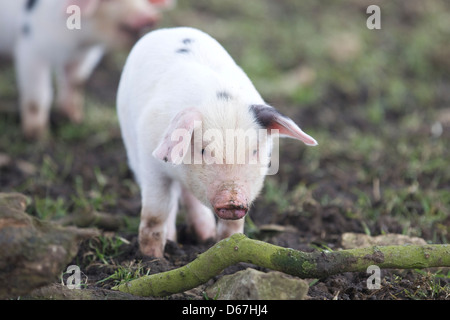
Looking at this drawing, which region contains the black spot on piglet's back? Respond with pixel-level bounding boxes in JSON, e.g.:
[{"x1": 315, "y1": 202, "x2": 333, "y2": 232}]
[
  {"x1": 26, "y1": 0, "x2": 39, "y2": 11},
  {"x1": 217, "y1": 91, "x2": 232, "y2": 101},
  {"x1": 176, "y1": 38, "x2": 194, "y2": 54},
  {"x1": 176, "y1": 48, "x2": 190, "y2": 54},
  {"x1": 22, "y1": 24, "x2": 31, "y2": 36}
]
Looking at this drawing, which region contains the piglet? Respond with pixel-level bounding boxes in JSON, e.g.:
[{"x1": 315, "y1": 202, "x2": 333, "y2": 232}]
[
  {"x1": 0, "y1": 0, "x2": 175, "y2": 138},
  {"x1": 117, "y1": 27, "x2": 318, "y2": 257}
]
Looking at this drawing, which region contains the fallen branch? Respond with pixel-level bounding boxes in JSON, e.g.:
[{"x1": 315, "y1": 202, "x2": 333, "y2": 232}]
[{"x1": 113, "y1": 233, "x2": 450, "y2": 297}]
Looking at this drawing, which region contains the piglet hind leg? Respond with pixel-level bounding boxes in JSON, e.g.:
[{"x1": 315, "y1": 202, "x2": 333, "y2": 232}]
[
  {"x1": 55, "y1": 65, "x2": 85, "y2": 124},
  {"x1": 138, "y1": 180, "x2": 180, "y2": 258},
  {"x1": 56, "y1": 47, "x2": 104, "y2": 123},
  {"x1": 15, "y1": 41, "x2": 53, "y2": 139},
  {"x1": 182, "y1": 188, "x2": 217, "y2": 243}
]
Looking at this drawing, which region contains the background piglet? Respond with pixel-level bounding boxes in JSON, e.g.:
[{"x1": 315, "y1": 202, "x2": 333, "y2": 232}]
[
  {"x1": 0, "y1": 0, "x2": 175, "y2": 138},
  {"x1": 117, "y1": 27, "x2": 317, "y2": 257}
]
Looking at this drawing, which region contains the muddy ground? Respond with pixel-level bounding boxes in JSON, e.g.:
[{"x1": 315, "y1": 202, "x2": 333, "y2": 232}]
[{"x1": 1, "y1": 1, "x2": 450, "y2": 300}]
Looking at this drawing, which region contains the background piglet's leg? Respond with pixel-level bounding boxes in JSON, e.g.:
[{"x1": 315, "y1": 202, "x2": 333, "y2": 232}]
[
  {"x1": 55, "y1": 46, "x2": 104, "y2": 123},
  {"x1": 55, "y1": 64, "x2": 85, "y2": 124},
  {"x1": 15, "y1": 40, "x2": 53, "y2": 138}
]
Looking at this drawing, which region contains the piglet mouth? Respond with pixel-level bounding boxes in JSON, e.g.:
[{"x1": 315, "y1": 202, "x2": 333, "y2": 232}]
[{"x1": 214, "y1": 204, "x2": 248, "y2": 220}]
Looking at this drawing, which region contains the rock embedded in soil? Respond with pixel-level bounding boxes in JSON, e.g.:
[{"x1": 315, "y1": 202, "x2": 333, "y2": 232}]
[
  {"x1": 205, "y1": 268, "x2": 309, "y2": 300},
  {"x1": 341, "y1": 232, "x2": 427, "y2": 249},
  {"x1": 23, "y1": 284, "x2": 148, "y2": 300},
  {"x1": 0, "y1": 193, "x2": 99, "y2": 299}
]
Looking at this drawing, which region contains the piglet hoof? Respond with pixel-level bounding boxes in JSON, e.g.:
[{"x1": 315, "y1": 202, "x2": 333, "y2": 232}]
[
  {"x1": 22, "y1": 119, "x2": 49, "y2": 140},
  {"x1": 195, "y1": 230, "x2": 217, "y2": 244},
  {"x1": 21, "y1": 103, "x2": 49, "y2": 140},
  {"x1": 188, "y1": 227, "x2": 216, "y2": 245},
  {"x1": 60, "y1": 103, "x2": 84, "y2": 124},
  {"x1": 23, "y1": 125, "x2": 48, "y2": 140},
  {"x1": 189, "y1": 214, "x2": 217, "y2": 243},
  {"x1": 138, "y1": 231, "x2": 166, "y2": 258},
  {"x1": 139, "y1": 244, "x2": 165, "y2": 258}
]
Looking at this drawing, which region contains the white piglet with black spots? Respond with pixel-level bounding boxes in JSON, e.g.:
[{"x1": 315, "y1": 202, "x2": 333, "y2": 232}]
[
  {"x1": 117, "y1": 27, "x2": 318, "y2": 257},
  {"x1": 0, "y1": 0, "x2": 175, "y2": 138}
]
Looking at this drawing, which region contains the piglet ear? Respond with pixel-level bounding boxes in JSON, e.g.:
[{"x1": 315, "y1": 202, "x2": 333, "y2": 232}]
[
  {"x1": 250, "y1": 105, "x2": 318, "y2": 146},
  {"x1": 66, "y1": 0, "x2": 100, "y2": 17},
  {"x1": 153, "y1": 108, "x2": 202, "y2": 165}
]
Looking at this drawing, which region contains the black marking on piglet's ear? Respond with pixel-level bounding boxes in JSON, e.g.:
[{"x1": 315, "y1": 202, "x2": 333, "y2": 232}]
[
  {"x1": 182, "y1": 38, "x2": 193, "y2": 45},
  {"x1": 249, "y1": 104, "x2": 286, "y2": 129},
  {"x1": 250, "y1": 104, "x2": 318, "y2": 146},
  {"x1": 26, "y1": 0, "x2": 39, "y2": 11}
]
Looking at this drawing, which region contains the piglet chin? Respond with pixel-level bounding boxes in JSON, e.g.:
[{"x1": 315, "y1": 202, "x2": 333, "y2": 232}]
[{"x1": 215, "y1": 206, "x2": 248, "y2": 220}]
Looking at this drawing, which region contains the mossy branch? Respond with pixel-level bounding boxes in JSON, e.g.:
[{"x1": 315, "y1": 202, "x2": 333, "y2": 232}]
[{"x1": 113, "y1": 233, "x2": 450, "y2": 297}]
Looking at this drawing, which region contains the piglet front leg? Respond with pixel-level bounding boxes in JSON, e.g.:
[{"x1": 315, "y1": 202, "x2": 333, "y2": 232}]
[{"x1": 138, "y1": 173, "x2": 181, "y2": 257}]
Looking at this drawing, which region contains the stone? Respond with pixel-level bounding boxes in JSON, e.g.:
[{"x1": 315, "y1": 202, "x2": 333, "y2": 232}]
[
  {"x1": 206, "y1": 268, "x2": 309, "y2": 300},
  {"x1": 341, "y1": 232, "x2": 427, "y2": 249},
  {"x1": 0, "y1": 193, "x2": 99, "y2": 299}
]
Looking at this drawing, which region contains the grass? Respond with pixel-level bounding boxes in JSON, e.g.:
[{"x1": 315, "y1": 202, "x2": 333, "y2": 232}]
[
  {"x1": 86, "y1": 235, "x2": 128, "y2": 266},
  {"x1": 96, "y1": 261, "x2": 151, "y2": 287},
  {"x1": 382, "y1": 270, "x2": 450, "y2": 300},
  {"x1": 33, "y1": 195, "x2": 67, "y2": 220}
]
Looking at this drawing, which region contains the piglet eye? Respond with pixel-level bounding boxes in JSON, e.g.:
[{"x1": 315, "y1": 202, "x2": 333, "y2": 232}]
[
  {"x1": 253, "y1": 149, "x2": 257, "y2": 156},
  {"x1": 202, "y1": 149, "x2": 205, "y2": 155}
]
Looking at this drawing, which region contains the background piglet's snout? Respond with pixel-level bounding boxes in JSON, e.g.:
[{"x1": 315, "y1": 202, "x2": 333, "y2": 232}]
[{"x1": 89, "y1": 0, "x2": 175, "y2": 47}]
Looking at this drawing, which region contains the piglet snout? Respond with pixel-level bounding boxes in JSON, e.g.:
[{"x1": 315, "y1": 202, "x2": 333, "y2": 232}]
[
  {"x1": 210, "y1": 183, "x2": 250, "y2": 220},
  {"x1": 214, "y1": 204, "x2": 248, "y2": 220},
  {"x1": 126, "y1": 13, "x2": 160, "y2": 30}
]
